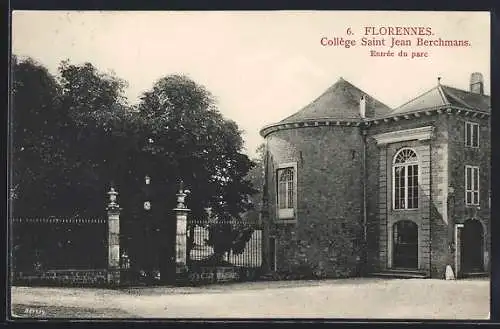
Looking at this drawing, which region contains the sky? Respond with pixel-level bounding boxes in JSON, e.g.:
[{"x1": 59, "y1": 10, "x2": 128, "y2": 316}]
[{"x1": 12, "y1": 11, "x2": 490, "y2": 157}]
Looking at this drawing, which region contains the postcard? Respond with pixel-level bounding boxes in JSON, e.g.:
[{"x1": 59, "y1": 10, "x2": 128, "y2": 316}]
[{"x1": 10, "y1": 10, "x2": 490, "y2": 320}]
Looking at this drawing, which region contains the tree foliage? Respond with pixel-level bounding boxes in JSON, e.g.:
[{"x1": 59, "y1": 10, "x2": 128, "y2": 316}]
[
  {"x1": 245, "y1": 143, "x2": 265, "y2": 213},
  {"x1": 11, "y1": 57, "x2": 257, "y2": 229},
  {"x1": 11, "y1": 57, "x2": 66, "y2": 215},
  {"x1": 135, "y1": 74, "x2": 256, "y2": 221},
  {"x1": 199, "y1": 143, "x2": 265, "y2": 261},
  {"x1": 11, "y1": 57, "x2": 132, "y2": 216},
  {"x1": 11, "y1": 57, "x2": 260, "y2": 270}
]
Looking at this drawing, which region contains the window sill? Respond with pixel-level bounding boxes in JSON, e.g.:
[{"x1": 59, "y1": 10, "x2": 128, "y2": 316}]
[
  {"x1": 392, "y1": 208, "x2": 419, "y2": 211},
  {"x1": 278, "y1": 208, "x2": 294, "y2": 219},
  {"x1": 274, "y1": 219, "x2": 297, "y2": 224}
]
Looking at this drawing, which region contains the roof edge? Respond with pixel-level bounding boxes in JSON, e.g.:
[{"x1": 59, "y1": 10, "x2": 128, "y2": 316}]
[
  {"x1": 278, "y1": 77, "x2": 393, "y2": 125},
  {"x1": 391, "y1": 85, "x2": 442, "y2": 114},
  {"x1": 259, "y1": 105, "x2": 490, "y2": 138}
]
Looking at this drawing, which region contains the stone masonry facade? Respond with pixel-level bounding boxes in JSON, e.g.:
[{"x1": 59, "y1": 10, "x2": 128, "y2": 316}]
[
  {"x1": 262, "y1": 126, "x2": 365, "y2": 278},
  {"x1": 260, "y1": 75, "x2": 490, "y2": 279}
]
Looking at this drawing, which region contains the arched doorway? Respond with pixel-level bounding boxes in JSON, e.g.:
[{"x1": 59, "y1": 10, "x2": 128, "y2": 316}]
[
  {"x1": 461, "y1": 219, "x2": 484, "y2": 273},
  {"x1": 393, "y1": 220, "x2": 418, "y2": 269}
]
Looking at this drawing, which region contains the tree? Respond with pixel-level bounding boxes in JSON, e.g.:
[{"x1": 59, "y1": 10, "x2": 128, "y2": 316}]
[
  {"x1": 11, "y1": 58, "x2": 133, "y2": 217},
  {"x1": 197, "y1": 144, "x2": 265, "y2": 264},
  {"x1": 11, "y1": 56, "x2": 66, "y2": 216},
  {"x1": 245, "y1": 143, "x2": 265, "y2": 214},
  {"x1": 137, "y1": 75, "x2": 257, "y2": 263},
  {"x1": 11, "y1": 60, "x2": 258, "y2": 268},
  {"x1": 137, "y1": 74, "x2": 256, "y2": 220},
  {"x1": 10, "y1": 56, "x2": 73, "y2": 272},
  {"x1": 56, "y1": 60, "x2": 132, "y2": 216}
]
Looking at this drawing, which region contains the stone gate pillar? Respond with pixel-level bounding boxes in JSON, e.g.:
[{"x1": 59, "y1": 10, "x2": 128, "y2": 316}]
[
  {"x1": 173, "y1": 182, "x2": 190, "y2": 276},
  {"x1": 106, "y1": 187, "x2": 121, "y2": 286}
]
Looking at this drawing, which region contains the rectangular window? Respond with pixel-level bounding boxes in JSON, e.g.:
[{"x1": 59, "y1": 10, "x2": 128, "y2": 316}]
[
  {"x1": 277, "y1": 168, "x2": 293, "y2": 209},
  {"x1": 465, "y1": 122, "x2": 479, "y2": 148},
  {"x1": 407, "y1": 165, "x2": 418, "y2": 209},
  {"x1": 276, "y1": 163, "x2": 297, "y2": 220},
  {"x1": 465, "y1": 165, "x2": 480, "y2": 205},
  {"x1": 393, "y1": 163, "x2": 418, "y2": 210},
  {"x1": 394, "y1": 166, "x2": 405, "y2": 209},
  {"x1": 278, "y1": 179, "x2": 287, "y2": 209}
]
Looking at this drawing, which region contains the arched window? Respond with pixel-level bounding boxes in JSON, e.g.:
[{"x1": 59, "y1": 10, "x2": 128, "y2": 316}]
[
  {"x1": 393, "y1": 148, "x2": 419, "y2": 209},
  {"x1": 278, "y1": 168, "x2": 294, "y2": 209},
  {"x1": 276, "y1": 162, "x2": 297, "y2": 221}
]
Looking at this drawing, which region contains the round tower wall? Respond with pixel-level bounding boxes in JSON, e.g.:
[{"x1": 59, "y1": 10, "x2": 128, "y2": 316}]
[{"x1": 264, "y1": 125, "x2": 365, "y2": 278}]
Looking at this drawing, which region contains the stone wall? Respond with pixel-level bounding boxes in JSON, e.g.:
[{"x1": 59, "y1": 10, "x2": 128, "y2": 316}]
[
  {"x1": 447, "y1": 114, "x2": 491, "y2": 274},
  {"x1": 429, "y1": 116, "x2": 450, "y2": 278},
  {"x1": 15, "y1": 269, "x2": 108, "y2": 286},
  {"x1": 263, "y1": 125, "x2": 365, "y2": 278},
  {"x1": 262, "y1": 110, "x2": 490, "y2": 279},
  {"x1": 182, "y1": 266, "x2": 261, "y2": 285},
  {"x1": 365, "y1": 115, "x2": 450, "y2": 277}
]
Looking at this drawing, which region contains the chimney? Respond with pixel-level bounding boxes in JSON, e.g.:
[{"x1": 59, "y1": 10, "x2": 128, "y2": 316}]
[
  {"x1": 360, "y1": 95, "x2": 366, "y2": 119},
  {"x1": 470, "y1": 72, "x2": 484, "y2": 95}
]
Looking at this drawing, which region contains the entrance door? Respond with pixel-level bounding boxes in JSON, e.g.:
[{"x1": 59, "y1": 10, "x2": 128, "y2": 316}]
[
  {"x1": 393, "y1": 220, "x2": 418, "y2": 269},
  {"x1": 461, "y1": 219, "x2": 484, "y2": 273}
]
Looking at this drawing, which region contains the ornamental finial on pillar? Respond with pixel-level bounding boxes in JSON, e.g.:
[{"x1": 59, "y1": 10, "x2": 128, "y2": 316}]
[
  {"x1": 107, "y1": 186, "x2": 120, "y2": 211},
  {"x1": 175, "y1": 180, "x2": 190, "y2": 210},
  {"x1": 179, "y1": 179, "x2": 186, "y2": 194},
  {"x1": 176, "y1": 189, "x2": 187, "y2": 209}
]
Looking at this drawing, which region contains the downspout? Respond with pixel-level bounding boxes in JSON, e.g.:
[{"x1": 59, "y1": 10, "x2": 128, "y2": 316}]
[
  {"x1": 359, "y1": 96, "x2": 368, "y2": 276},
  {"x1": 8, "y1": 55, "x2": 15, "y2": 283},
  {"x1": 261, "y1": 139, "x2": 270, "y2": 273},
  {"x1": 428, "y1": 138, "x2": 433, "y2": 277},
  {"x1": 362, "y1": 128, "x2": 368, "y2": 275}
]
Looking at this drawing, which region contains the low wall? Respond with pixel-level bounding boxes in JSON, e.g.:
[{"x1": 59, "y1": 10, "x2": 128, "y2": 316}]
[
  {"x1": 14, "y1": 267, "x2": 264, "y2": 287},
  {"x1": 14, "y1": 269, "x2": 108, "y2": 287},
  {"x1": 183, "y1": 266, "x2": 261, "y2": 285},
  {"x1": 186, "y1": 266, "x2": 239, "y2": 284}
]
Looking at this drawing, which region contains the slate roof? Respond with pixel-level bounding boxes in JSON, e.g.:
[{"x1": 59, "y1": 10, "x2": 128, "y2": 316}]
[
  {"x1": 391, "y1": 84, "x2": 491, "y2": 115},
  {"x1": 261, "y1": 78, "x2": 491, "y2": 138},
  {"x1": 278, "y1": 77, "x2": 392, "y2": 124}
]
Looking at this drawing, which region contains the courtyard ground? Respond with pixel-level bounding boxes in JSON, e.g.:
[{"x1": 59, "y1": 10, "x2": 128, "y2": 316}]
[{"x1": 10, "y1": 277, "x2": 489, "y2": 320}]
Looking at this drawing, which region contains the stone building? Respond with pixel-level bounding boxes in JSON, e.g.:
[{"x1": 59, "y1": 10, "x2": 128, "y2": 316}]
[{"x1": 259, "y1": 73, "x2": 490, "y2": 279}]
